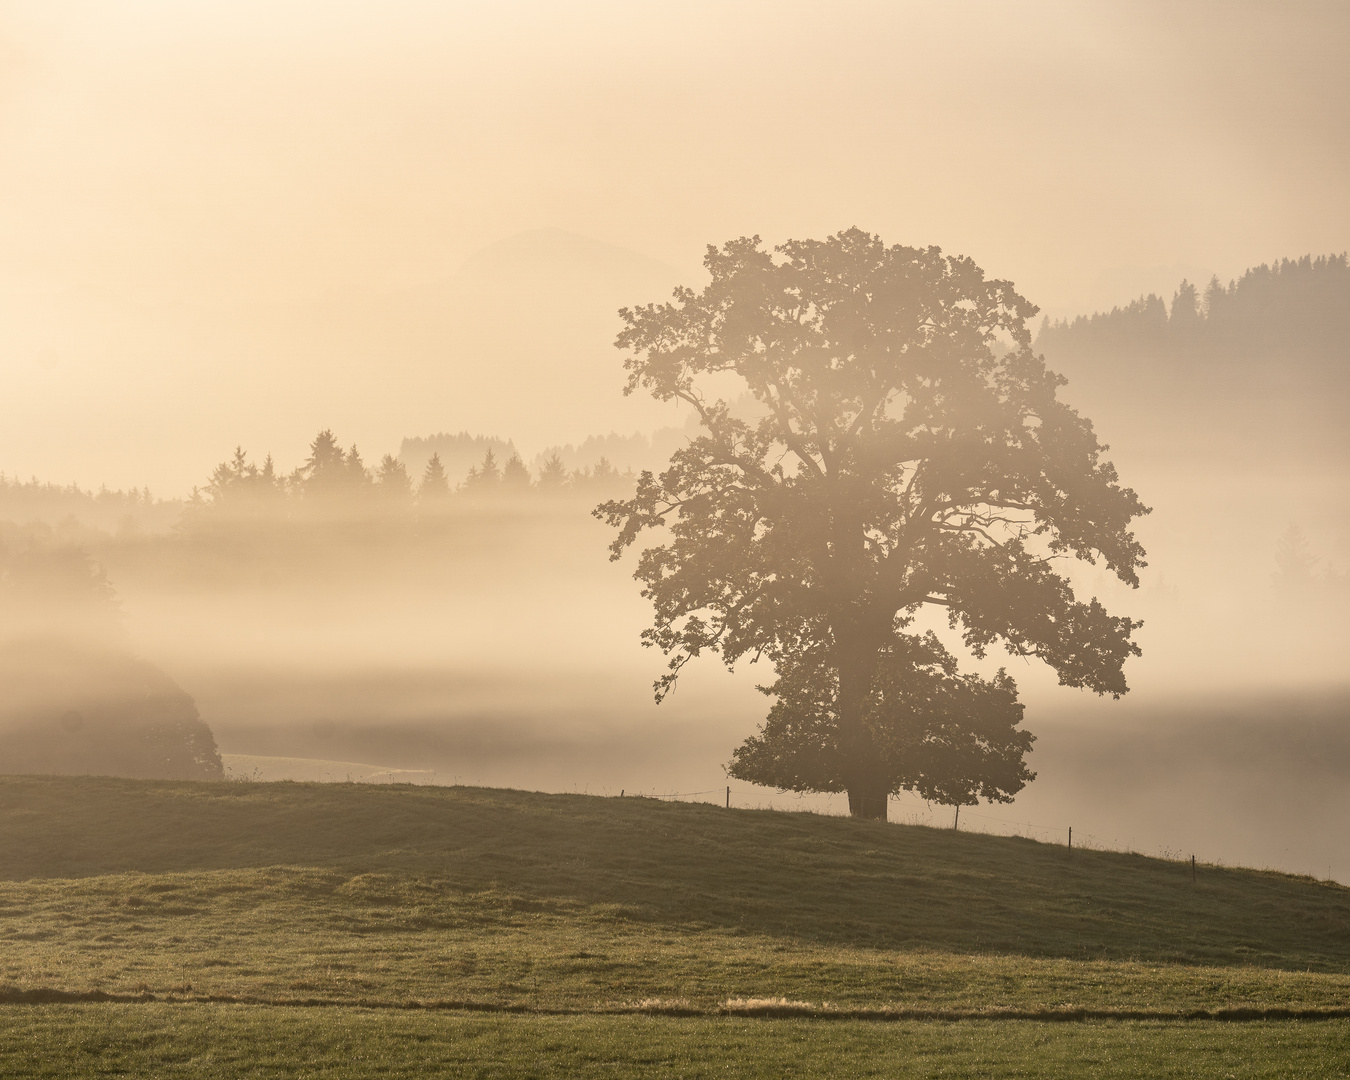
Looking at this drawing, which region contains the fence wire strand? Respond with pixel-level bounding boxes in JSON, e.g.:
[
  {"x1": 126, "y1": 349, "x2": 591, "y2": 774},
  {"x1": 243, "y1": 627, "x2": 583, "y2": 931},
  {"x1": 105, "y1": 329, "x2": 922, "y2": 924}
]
[{"x1": 636, "y1": 785, "x2": 1093, "y2": 846}]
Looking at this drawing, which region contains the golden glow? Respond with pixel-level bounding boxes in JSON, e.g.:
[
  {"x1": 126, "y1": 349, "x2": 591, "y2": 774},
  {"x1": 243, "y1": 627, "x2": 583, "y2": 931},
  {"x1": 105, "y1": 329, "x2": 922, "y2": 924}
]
[{"x1": 2, "y1": 1, "x2": 1347, "y2": 491}]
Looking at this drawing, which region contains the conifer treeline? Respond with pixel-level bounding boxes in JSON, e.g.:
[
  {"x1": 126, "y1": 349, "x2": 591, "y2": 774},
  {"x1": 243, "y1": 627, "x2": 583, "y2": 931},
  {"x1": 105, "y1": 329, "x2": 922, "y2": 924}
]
[
  {"x1": 1034, "y1": 254, "x2": 1350, "y2": 465},
  {"x1": 1036, "y1": 254, "x2": 1349, "y2": 363},
  {"x1": 0, "y1": 473, "x2": 177, "y2": 535},
  {"x1": 189, "y1": 429, "x2": 632, "y2": 521}
]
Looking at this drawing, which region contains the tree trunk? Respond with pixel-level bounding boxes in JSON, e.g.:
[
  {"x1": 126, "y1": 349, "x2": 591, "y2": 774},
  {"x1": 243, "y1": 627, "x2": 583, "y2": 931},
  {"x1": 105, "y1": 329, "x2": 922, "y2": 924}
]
[
  {"x1": 835, "y1": 628, "x2": 888, "y2": 821},
  {"x1": 846, "y1": 780, "x2": 890, "y2": 820}
]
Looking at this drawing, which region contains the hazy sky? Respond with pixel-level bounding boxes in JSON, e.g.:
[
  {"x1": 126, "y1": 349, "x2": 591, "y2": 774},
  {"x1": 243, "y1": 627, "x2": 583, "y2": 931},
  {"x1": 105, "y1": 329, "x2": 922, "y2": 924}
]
[{"x1": 2, "y1": 1, "x2": 1347, "y2": 492}]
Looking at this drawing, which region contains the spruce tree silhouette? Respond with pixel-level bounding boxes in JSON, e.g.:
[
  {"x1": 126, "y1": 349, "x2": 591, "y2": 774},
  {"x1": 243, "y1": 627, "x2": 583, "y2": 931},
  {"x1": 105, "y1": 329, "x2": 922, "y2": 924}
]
[
  {"x1": 502, "y1": 453, "x2": 532, "y2": 491},
  {"x1": 344, "y1": 443, "x2": 372, "y2": 492},
  {"x1": 376, "y1": 453, "x2": 414, "y2": 509},
  {"x1": 536, "y1": 452, "x2": 570, "y2": 492},
  {"x1": 598, "y1": 229, "x2": 1148, "y2": 819},
  {"x1": 419, "y1": 452, "x2": 451, "y2": 506},
  {"x1": 297, "y1": 429, "x2": 350, "y2": 502},
  {"x1": 192, "y1": 447, "x2": 284, "y2": 522},
  {"x1": 465, "y1": 448, "x2": 502, "y2": 492}
]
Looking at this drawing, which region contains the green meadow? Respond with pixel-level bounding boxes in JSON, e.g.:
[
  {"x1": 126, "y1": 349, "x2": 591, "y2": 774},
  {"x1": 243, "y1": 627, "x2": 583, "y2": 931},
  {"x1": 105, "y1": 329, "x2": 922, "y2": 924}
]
[{"x1": 2, "y1": 776, "x2": 1349, "y2": 1076}]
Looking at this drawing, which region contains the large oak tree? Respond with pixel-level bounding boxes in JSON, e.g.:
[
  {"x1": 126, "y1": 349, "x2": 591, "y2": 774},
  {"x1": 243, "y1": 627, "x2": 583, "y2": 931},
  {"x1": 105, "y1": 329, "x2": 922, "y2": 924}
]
[{"x1": 598, "y1": 229, "x2": 1147, "y2": 819}]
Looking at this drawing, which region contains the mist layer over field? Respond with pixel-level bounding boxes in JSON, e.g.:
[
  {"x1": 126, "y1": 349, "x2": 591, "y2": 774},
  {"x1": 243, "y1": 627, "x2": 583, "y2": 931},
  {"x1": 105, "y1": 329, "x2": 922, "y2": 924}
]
[
  {"x1": 4, "y1": 391, "x2": 1347, "y2": 880},
  {"x1": 1, "y1": 3, "x2": 1348, "y2": 887}
]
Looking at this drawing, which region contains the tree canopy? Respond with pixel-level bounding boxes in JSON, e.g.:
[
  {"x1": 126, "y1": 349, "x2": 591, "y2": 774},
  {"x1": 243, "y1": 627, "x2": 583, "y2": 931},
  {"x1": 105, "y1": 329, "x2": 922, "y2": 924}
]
[{"x1": 598, "y1": 228, "x2": 1148, "y2": 819}]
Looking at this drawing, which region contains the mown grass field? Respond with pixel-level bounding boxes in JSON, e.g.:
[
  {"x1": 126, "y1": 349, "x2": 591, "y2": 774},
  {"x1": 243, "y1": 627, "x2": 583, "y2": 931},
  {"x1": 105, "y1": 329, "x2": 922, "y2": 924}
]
[
  {"x1": 2, "y1": 775, "x2": 1349, "y2": 1076},
  {"x1": 5, "y1": 1007, "x2": 1350, "y2": 1079}
]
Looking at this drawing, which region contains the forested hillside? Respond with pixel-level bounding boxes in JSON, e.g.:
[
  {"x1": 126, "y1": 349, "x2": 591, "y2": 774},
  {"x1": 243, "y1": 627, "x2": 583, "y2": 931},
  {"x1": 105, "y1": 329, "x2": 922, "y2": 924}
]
[{"x1": 1036, "y1": 255, "x2": 1349, "y2": 466}]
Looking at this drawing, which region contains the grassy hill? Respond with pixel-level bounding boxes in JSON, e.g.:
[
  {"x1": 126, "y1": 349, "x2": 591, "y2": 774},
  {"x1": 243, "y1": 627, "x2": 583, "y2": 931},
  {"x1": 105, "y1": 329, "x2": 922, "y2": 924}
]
[
  {"x1": 3, "y1": 775, "x2": 1350, "y2": 1014},
  {"x1": 4, "y1": 776, "x2": 1350, "y2": 1077}
]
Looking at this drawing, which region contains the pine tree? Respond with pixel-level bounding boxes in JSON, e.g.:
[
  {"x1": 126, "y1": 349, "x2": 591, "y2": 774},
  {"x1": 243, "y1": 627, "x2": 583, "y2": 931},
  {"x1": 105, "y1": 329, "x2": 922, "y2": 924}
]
[
  {"x1": 376, "y1": 454, "x2": 414, "y2": 506},
  {"x1": 1169, "y1": 279, "x2": 1202, "y2": 341},
  {"x1": 502, "y1": 453, "x2": 531, "y2": 491},
  {"x1": 344, "y1": 444, "x2": 372, "y2": 489},
  {"x1": 419, "y1": 452, "x2": 451, "y2": 505},
  {"x1": 536, "y1": 452, "x2": 570, "y2": 491},
  {"x1": 466, "y1": 448, "x2": 501, "y2": 491},
  {"x1": 199, "y1": 447, "x2": 285, "y2": 518},
  {"x1": 297, "y1": 429, "x2": 349, "y2": 500}
]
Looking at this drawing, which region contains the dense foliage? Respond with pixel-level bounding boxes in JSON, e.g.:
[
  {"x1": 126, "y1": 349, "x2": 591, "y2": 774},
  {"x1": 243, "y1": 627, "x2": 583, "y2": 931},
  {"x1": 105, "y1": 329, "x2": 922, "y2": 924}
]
[{"x1": 601, "y1": 229, "x2": 1148, "y2": 817}]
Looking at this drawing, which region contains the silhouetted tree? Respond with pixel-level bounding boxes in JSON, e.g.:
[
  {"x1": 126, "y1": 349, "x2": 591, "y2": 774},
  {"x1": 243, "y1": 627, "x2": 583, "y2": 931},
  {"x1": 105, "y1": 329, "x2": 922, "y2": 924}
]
[
  {"x1": 344, "y1": 444, "x2": 372, "y2": 491},
  {"x1": 297, "y1": 429, "x2": 349, "y2": 499},
  {"x1": 502, "y1": 453, "x2": 531, "y2": 491},
  {"x1": 590, "y1": 456, "x2": 618, "y2": 486},
  {"x1": 599, "y1": 229, "x2": 1148, "y2": 819},
  {"x1": 196, "y1": 447, "x2": 285, "y2": 518},
  {"x1": 536, "y1": 452, "x2": 570, "y2": 491},
  {"x1": 291, "y1": 431, "x2": 376, "y2": 512},
  {"x1": 419, "y1": 452, "x2": 451, "y2": 506},
  {"x1": 465, "y1": 448, "x2": 501, "y2": 492},
  {"x1": 1169, "y1": 279, "x2": 1202, "y2": 342},
  {"x1": 572, "y1": 456, "x2": 629, "y2": 496},
  {"x1": 375, "y1": 453, "x2": 414, "y2": 507},
  {"x1": 399, "y1": 433, "x2": 517, "y2": 495}
]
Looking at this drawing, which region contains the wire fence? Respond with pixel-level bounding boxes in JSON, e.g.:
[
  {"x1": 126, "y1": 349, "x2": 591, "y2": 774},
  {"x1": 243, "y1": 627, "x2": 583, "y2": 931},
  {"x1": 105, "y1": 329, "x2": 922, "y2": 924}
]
[
  {"x1": 616, "y1": 782, "x2": 1125, "y2": 852},
  {"x1": 225, "y1": 763, "x2": 1340, "y2": 880}
]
